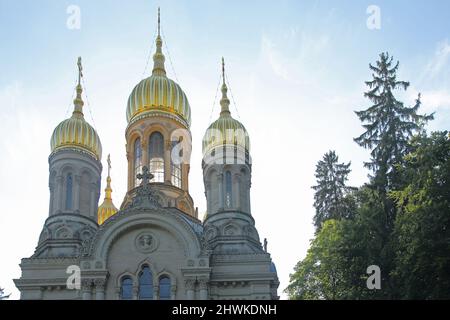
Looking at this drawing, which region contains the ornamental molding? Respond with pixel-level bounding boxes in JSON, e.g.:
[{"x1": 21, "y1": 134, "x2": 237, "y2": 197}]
[
  {"x1": 84, "y1": 207, "x2": 204, "y2": 260},
  {"x1": 127, "y1": 110, "x2": 189, "y2": 131},
  {"x1": 20, "y1": 257, "x2": 79, "y2": 265},
  {"x1": 210, "y1": 253, "x2": 271, "y2": 263},
  {"x1": 184, "y1": 278, "x2": 196, "y2": 290},
  {"x1": 49, "y1": 146, "x2": 101, "y2": 164}
]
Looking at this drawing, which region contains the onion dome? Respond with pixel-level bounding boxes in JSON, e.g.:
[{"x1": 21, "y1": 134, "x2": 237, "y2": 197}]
[
  {"x1": 98, "y1": 154, "x2": 118, "y2": 225},
  {"x1": 50, "y1": 57, "x2": 102, "y2": 161},
  {"x1": 126, "y1": 9, "x2": 191, "y2": 127},
  {"x1": 202, "y1": 58, "x2": 250, "y2": 156}
]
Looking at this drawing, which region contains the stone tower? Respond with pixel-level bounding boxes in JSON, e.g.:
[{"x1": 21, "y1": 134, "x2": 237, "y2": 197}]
[
  {"x1": 202, "y1": 59, "x2": 279, "y2": 299},
  {"x1": 121, "y1": 9, "x2": 195, "y2": 217},
  {"x1": 14, "y1": 58, "x2": 103, "y2": 299},
  {"x1": 37, "y1": 57, "x2": 102, "y2": 258}
]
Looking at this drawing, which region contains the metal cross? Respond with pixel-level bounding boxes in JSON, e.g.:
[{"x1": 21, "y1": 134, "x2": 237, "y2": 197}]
[
  {"x1": 77, "y1": 56, "x2": 83, "y2": 85},
  {"x1": 107, "y1": 153, "x2": 111, "y2": 177},
  {"x1": 157, "y1": 7, "x2": 160, "y2": 36},
  {"x1": 222, "y1": 57, "x2": 225, "y2": 83}
]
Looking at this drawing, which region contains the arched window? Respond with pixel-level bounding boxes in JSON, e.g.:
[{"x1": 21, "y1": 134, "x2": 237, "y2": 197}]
[
  {"x1": 225, "y1": 170, "x2": 232, "y2": 208},
  {"x1": 159, "y1": 276, "x2": 171, "y2": 300},
  {"x1": 149, "y1": 132, "x2": 164, "y2": 183},
  {"x1": 134, "y1": 138, "x2": 142, "y2": 187},
  {"x1": 120, "y1": 277, "x2": 133, "y2": 300},
  {"x1": 138, "y1": 266, "x2": 153, "y2": 300},
  {"x1": 65, "y1": 173, "x2": 73, "y2": 210},
  {"x1": 171, "y1": 140, "x2": 182, "y2": 188}
]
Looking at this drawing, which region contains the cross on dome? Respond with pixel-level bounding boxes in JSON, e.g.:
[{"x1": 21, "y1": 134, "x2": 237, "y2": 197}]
[
  {"x1": 77, "y1": 56, "x2": 83, "y2": 86},
  {"x1": 107, "y1": 153, "x2": 111, "y2": 177}
]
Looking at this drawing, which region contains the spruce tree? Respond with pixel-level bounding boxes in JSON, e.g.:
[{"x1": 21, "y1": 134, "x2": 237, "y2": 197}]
[
  {"x1": 354, "y1": 52, "x2": 433, "y2": 192},
  {"x1": 312, "y1": 151, "x2": 354, "y2": 230}
]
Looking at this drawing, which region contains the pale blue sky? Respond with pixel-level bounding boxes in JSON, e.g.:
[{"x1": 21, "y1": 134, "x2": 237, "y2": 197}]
[{"x1": 1, "y1": 0, "x2": 449, "y2": 299}]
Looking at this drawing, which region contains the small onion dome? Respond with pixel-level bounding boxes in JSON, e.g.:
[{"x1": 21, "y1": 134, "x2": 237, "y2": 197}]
[
  {"x1": 98, "y1": 154, "x2": 118, "y2": 225},
  {"x1": 202, "y1": 58, "x2": 250, "y2": 155},
  {"x1": 126, "y1": 14, "x2": 191, "y2": 127},
  {"x1": 202, "y1": 113, "x2": 250, "y2": 155},
  {"x1": 50, "y1": 58, "x2": 102, "y2": 161}
]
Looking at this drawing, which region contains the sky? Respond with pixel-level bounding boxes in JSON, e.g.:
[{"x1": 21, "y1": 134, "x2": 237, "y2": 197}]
[{"x1": 0, "y1": 0, "x2": 449, "y2": 300}]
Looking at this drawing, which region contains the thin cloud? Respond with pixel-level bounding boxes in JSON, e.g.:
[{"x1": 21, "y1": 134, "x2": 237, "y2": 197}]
[{"x1": 420, "y1": 39, "x2": 450, "y2": 82}]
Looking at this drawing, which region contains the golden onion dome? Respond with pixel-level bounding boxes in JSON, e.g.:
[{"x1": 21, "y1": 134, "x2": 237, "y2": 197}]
[
  {"x1": 126, "y1": 21, "x2": 191, "y2": 127},
  {"x1": 202, "y1": 59, "x2": 250, "y2": 155},
  {"x1": 202, "y1": 113, "x2": 250, "y2": 155},
  {"x1": 50, "y1": 58, "x2": 102, "y2": 161},
  {"x1": 98, "y1": 154, "x2": 118, "y2": 225}
]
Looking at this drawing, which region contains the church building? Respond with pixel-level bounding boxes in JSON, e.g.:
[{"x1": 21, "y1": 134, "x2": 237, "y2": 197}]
[{"x1": 14, "y1": 11, "x2": 279, "y2": 300}]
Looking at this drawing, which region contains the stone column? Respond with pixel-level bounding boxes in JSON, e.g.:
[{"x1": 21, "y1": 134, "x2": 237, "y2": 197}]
[
  {"x1": 55, "y1": 175, "x2": 64, "y2": 213},
  {"x1": 217, "y1": 173, "x2": 223, "y2": 211},
  {"x1": 142, "y1": 139, "x2": 148, "y2": 169},
  {"x1": 185, "y1": 279, "x2": 196, "y2": 300},
  {"x1": 205, "y1": 181, "x2": 211, "y2": 214},
  {"x1": 49, "y1": 181, "x2": 55, "y2": 215},
  {"x1": 73, "y1": 174, "x2": 81, "y2": 212},
  {"x1": 170, "y1": 285, "x2": 177, "y2": 300},
  {"x1": 233, "y1": 173, "x2": 241, "y2": 210},
  {"x1": 164, "y1": 140, "x2": 171, "y2": 184},
  {"x1": 132, "y1": 285, "x2": 139, "y2": 300},
  {"x1": 126, "y1": 149, "x2": 132, "y2": 190},
  {"x1": 89, "y1": 182, "x2": 97, "y2": 219},
  {"x1": 94, "y1": 279, "x2": 106, "y2": 300},
  {"x1": 154, "y1": 285, "x2": 160, "y2": 300},
  {"x1": 81, "y1": 279, "x2": 92, "y2": 300},
  {"x1": 198, "y1": 278, "x2": 209, "y2": 300}
]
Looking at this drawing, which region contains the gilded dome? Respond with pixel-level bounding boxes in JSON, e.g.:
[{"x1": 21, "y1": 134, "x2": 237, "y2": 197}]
[
  {"x1": 51, "y1": 82, "x2": 102, "y2": 161},
  {"x1": 202, "y1": 59, "x2": 250, "y2": 155},
  {"x1": 98, "y1": 200, "x2": 118, "y2": 225},
  {"x1": 126, "y1": 34, "x2": 191, "y2": 127},
  {"x1": 126, "y1": 74, "x2": 191, "y2": 126},
  {"x1": 202, "y1": 113, "x2": 250, "y2": 155}
]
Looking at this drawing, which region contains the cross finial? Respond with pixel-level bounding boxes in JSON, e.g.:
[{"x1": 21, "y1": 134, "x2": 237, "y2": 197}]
[
  {"x1": 107, "y1": 153, "x2": 111, "y2": 177},
  {"x1": 222, "y1": 57, "x2": 225, "y2": 84},
  {"x1": 220, "y1": 57, "x2": 230, "y2": 116},
  {"x1": 77, "y1": 56, "x2": 83, "y2": 86},
  {"x1": 137, "y1": 166, "x2": 154, "y2": 186},
  {"x1": 157, "y1": 7, "x2": 160, "y2": 36}
]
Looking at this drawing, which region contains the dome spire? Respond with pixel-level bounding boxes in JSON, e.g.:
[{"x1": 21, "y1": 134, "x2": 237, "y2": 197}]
[
  {"x1": 98, "y1": 153, "x2": 118, "y2": 225},
  {"x1": 104, "y1": 153, "x2": 113, "y2": 200},
  {"x1": 152, "y1": 7, "x2": 166, "y2": 76},
  {"x1": 220, "y1": 57, "x2": 231, "y2": 117},
  {"x1": 158, "y1": 6, "x2": 161, "y2": 36},
  {"x1": 73, "y1": 57, "x2": 84, "y2": 117}
]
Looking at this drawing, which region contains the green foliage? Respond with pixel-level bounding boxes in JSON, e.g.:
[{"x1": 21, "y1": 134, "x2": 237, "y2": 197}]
[
  {"x1": 287, "y1": 53, "x2": 448, "y2": 300},
  {"x1": 312, "y1": 151, "x2": 355, "y2": 231},
  {"x1": 390, "y1": 132, "x2": 450, "y2": 299},
  {"x1": 286, "y1": 188, "x2": 392, "y2": 300}
]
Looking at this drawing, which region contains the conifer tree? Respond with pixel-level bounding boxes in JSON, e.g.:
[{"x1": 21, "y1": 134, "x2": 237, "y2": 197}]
[
  {"x1": 312, "y1": 151, "x2": 354, "y2": 230},
  {"x1": 354, "y1": 52, "x2": 433, "y2": 192}
]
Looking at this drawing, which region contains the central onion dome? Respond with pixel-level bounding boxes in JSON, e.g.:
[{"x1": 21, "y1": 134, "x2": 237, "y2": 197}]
[
  {"x1": 126, "y1": 28, "x2": 191, "y2": 127},
  {"x1": 50, "y1": 58, "x2": 102, "y2": 161},
  {"x1": 202, "y1": 58, "x2": 250, "y2": 156}
]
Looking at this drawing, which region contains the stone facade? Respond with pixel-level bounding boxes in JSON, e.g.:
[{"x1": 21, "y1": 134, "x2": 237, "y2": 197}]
[{"x1": 14, "y1": 13, "x2": 279, "y2": 300}]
